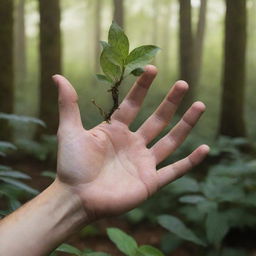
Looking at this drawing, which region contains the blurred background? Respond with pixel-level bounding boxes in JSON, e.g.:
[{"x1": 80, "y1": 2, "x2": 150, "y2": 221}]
[{"x1": 0, "y1": 0, "x2": 256, "y2": 255}]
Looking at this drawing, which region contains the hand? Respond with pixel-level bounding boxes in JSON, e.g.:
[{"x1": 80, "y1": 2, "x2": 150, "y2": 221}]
[{"x1": 53, "y1": 65, "x2": 209, "y2": 221}]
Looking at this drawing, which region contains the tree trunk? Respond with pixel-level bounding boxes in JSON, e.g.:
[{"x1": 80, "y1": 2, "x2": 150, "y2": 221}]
[
  {"x1": 193, "y1": 0, "x2": 207, "y2": 87},
  {"x1": 162, "y1": 1, "x2": 172, "y2": 77},
  {"x1": 39, "y1": 0, "x2": 61, "y2": 135},
  {"x1": 14, "y1": 0, "x2": 26, "y2": 91},
  {"x1": 0, "y1": 0, "x2": 14, "y2": 140},
  {"x1": 152, "y1": 0, "x2": 159, "y2": 45},
  {"x1": 178, "y1": 0, "x2": 194, "y2": 113},
  {"x1": 113, "y1": 0, "x2": 124, "y2": 28},
  {"x1": 94, "y1": 0, "x2": 101, "y2": 73},
  {"x1": 219, "y1": 0, "x2": 247, "y2": 137}
]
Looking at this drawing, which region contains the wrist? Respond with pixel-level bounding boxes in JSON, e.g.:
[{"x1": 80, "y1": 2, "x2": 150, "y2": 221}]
[
  {"x1": 49, "y1": 178, "x2": 90, "y2": 235},
  {"x1": 0, "y1": 178, "x2": 91, "y2": 256}
]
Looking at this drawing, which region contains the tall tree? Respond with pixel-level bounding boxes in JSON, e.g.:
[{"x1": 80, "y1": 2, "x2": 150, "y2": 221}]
[
  {"x1": 113, "y1": 0, "x2": 124, "y2": 28},
  {"x1": 0, "y1": 0, "x2": 14, "y2": 140},
  {"x1": 219, "y1": 0, "x2": 247, "y2": 137},
  {"x1": 162, "y1": 1, "x2": 172, "y2": 76},
  {"x1": 152, "y1": 0, "x2": 159, "y2": 45},
  {"x1": 193, "y1": 0, "x2": 207, "y2": 87},
  {"x1": 178, "y1": 0, "x2": 208, "y2": 113},
  {"x1": 94, "y1": 0, "x2": 101, "y2": 73},
  {"x1": 178, "y1": 0, "x2": 194, "y2": 112},
  {"x1": 14, "y1": 0, "x2": 26, "y2": 91},
  {"x1": 39, "y1": 0, "x2": 61, "y2": 135}
]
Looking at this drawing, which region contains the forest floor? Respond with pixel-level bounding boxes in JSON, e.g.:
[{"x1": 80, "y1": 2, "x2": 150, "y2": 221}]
[{"x1": 2, "y1": 156, "x2": 256, "y2": 256}]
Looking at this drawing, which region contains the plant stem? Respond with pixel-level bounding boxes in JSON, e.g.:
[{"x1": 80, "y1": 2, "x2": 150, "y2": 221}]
[{"x1": 105, "y1": 77, "x2": 123, "y2": 122}]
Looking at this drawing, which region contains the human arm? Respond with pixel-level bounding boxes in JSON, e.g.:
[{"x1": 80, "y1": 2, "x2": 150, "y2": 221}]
[{"x1": 0, "y1": 65, "x2": 209, "y2": 255}]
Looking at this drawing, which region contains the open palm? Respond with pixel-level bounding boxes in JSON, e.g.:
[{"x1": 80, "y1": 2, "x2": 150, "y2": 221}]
[{"x1": 54, "y1": 65, "x2": 209, "y2": 221}]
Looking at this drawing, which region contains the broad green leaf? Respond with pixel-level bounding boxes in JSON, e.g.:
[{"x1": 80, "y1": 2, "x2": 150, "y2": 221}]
[
  {"x1": 0, "y1": 113, "x2": 46, "y2": 127},
  {"x1": 0, "y1": 170, "x2": 31, "y2": 179},
  {"x1": 100, "y1": 40, "x2": 109, "y2": 49},
  {"x1": 124, "y1": 45, "x2": 160, "y2": 76},
  {"x1": 126, "y1": 208, "x2": 145, "y2": 223},
  {"x1": 206, "y1": 211, "x2": 229, "y2": 247},
  {"x1": 0, "y1": 165, "x2": 12, "y2": 170},
  {"x1": 96, "y1": 74, "x2": 113, "y2": 84},
  {"x1": 131, "y1": 68, "x2": 145, "y2": 76},
  {"x1": 56, "y1": 243, "x2": 82, "y2": 256},
  {"x1": 196, "y1": 200, "x2": 217, "y2": 215},
  {"x1": 0, "y1": 177, "x2": 39, "y2": 195},
  {"x1": 84, "y1": 252, "x2": 112, "y2": 256},
  {"x1": 0, "y1": 141, "x2": 17, "y2": 151},
  {"x1": 108, "y1": 21, "x2": 129, "y2": 60},
  {"x1": 179, "y1": 195, "x2": 206, "y2": 204},
  {"x1": 137, "y1": 245, "x2": 164, "y2": 256},
  {"x1": 167, "y1": 176, "x2": 200, "y2": 194},
  {"x1": 9, "y1": 199, "x2": 21, "y2": 211},
  {"x1": 158, "y1": 215, "x2": 206, "y2": 246},
  {"x1": 107, "y1": 228, "x2": 138, "y2": 256},
  {"x1": 41, "y1": 171, "x2": 56, "y2": 179},
  {"x1": 178, "y1": 205, "x2": 205, "y2": 222},
  {"x1": 100, "y1": 46, "x2": 122, "y2": 82}
]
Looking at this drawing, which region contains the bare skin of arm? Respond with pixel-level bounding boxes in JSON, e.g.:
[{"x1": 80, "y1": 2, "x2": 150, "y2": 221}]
[{"x1": 0, "y1": 65, "x2": 209, "y2": 256}]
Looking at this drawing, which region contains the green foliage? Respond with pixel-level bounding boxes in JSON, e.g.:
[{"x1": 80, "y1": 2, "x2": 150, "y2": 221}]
[
  {"x1": 0, "y1": 113, "x2": 46, "y2": 127},
  {"x1": 206, "y1": 210, "x2": 229, "y2": 247},
  {"x1": 158, "y1": 215, "x2": 206, "y2": 246},
  {"x1": 41, "y1": 170, "x2": 56, "y2": 179},
  {"x1": 156, "y1": 137, "x2": 256, "y2": 254},
  {"x1": 98, "y1": 21, "x2": 159, "y2": 84},
  {"x1": 56, "y1": 243, "x2": 82, "y2": 256},
  {"x1": 107, "y1": 228, "x2": 138, "y2": 256},
  {"x1": 95, "y1": 21, "x2": 160, "y2": 121},
  {"x1": 107, "y1": 227, "x2": 164, "y2": 256},
  {"x1": 124, "y1": 45, "x2": 160, "y2": 76},
  {"x1": 53, "y1": 227, "x2": 164, "y2": 256},
  {"x1": 0, "y1": 113, "x2": 43, "y2": 216},
  {"x1": 15, "y1": 135, "x2": 57, "y2": 161}
]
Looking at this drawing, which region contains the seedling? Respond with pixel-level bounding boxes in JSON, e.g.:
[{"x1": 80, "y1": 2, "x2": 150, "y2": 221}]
[{"x1": 93, "y1": 21, "x2": 160, "y2": 122}]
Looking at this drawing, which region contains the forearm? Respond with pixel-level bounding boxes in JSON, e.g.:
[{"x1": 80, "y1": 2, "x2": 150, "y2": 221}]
[{"x1": 0, "y1": 179, "x2": 88, "y2": 256}]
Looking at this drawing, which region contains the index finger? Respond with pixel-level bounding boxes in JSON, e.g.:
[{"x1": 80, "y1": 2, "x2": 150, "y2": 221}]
[{"x1": 111, "y1": 65, "x2": 157, "y2": 126}]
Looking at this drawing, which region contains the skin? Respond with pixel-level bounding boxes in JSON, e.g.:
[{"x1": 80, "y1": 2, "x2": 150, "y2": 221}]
[{"x1": 0, "y1": 65, "x2": 209, "y2": 255}]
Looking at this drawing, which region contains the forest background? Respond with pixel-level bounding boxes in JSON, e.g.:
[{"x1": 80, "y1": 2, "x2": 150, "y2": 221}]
[{"x1": 1, "y1": 0, "x2": 256, "y2": 256}]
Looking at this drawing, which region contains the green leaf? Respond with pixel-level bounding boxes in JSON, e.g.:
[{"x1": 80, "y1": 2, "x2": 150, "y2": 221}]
[
  {"x1": 0, "y1": 165, "x2": 12, "y2": 170},
  {"x1": 108, "y1": 21, "x2": 129, "y2": 60},
  {"x1": 0, "y1": 177, "x2": 39, "y2": 195},
  {"x1": 0, "y1": 141, "x2": 17, "y2": 151},
  {"x1": 107, "y1": 228, "x2": 138, "y2": 256},
  {"x1": 158, "y1": 215, "x2": 206, "y2": 247},
  {"x1": 100, "y1": 46, "x2": 122, "y2": 82},
  {"x1": 179, "y1": 195, "x2": 206, "y2": 204},
  {"x1": 41, "y1": 171, "x2": 56, "y2": 179},
  {"x1": 167, "y1": 176, "x2": 200, "y2": 194},
  {"x1": 96, "y1": 74, "x2": 113, "y2": 84},
  {"x1": 206, "y1": 211, "x2": 229, "y2": 247},
  {"x1": 9, "y1": 199, "x2": 21, "y2": 211},
  {"x1": 137, "y1": 245, "x2": 164, "y2": 256},
  {"x1": 84, "y1": 253, "x2": 112, "y2": 256},
  {"x1": 100, "y1": 40, "x2": 109, "y2": 49},
  {"x1": 131, "y1": 68, "x2": 145, "y2": 76},
  {"x1": 124, "y1": 45, "x2": 160, "y2": 76},
  {"x1": 0, "y1": 170, "x2": 31, "y2": 179},
  {"x1": 0, "y1": 113, "x2": 46, "y2": 127},
  {"x1": 56, "y1": 243, "x2": 82, "y2": 256}
]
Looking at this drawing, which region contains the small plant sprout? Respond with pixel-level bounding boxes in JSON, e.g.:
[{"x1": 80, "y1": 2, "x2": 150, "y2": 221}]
[{"x1": 93, "y1": 21, "x2": 160, "y2": 122}]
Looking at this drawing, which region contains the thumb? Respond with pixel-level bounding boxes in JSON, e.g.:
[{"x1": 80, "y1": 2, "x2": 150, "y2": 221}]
[{"x1": 52, "y1": 75, "x2": 83, "y2": 132}]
